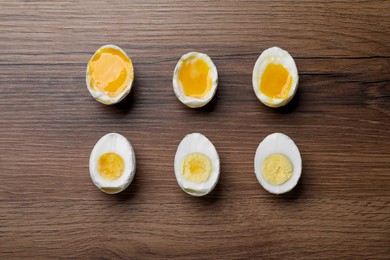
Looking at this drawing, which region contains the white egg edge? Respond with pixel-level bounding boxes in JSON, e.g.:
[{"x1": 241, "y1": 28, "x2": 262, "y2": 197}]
[
  {"x1": 254, "y1": 133, "x2": 302, "y2": 194},
  {"x1": 252, "y1": 47, "x2": 299, "y2": 108},
  {"x1": 86, "y1": 44, "x2": 134, "y2": 105},
  {"x1": 172, "y1": 52, "x2": 218, "y2": 108},
  {"x1": 174, "y1": 133, "x2": 220, "y2": 196},
  {"x1": 89, "y1": 133, "x2": 136, "y2": 194}
]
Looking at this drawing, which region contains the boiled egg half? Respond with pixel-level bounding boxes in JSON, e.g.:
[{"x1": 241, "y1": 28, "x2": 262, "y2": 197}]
[
  {"x1": 254, "y1": 133, "x2": 302, "y2": 194},
  {"x1": 86, "y1": 45, "x2": 134, "y2": 105},
  {"x1": 252, "y1": 47, "x2": 298, "y2": 107},
  {"x1": 174, "y1": 133, "x2": 220, "y2": 196},
  {"x1": 89, "y1": 133, "x2": 136, "y2": 194},
  {"x1": 173, "y1": 52, "x2": 218, "y2": 108}
]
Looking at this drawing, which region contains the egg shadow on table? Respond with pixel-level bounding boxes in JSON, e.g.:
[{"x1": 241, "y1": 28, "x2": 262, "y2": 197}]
[
  {"x1": 113, "y1": 78, "x2": 138, "y2": 112},
  {"x1": 95, "y1": 77, "x2": 138, "y2": 116},
  {"x1": 185, "y1": 88, "x2": 220, "y2": 113},
  {"x1": 105, "y1": 170, "x2": 140, "y2": 203},
  {"x1": 277, "y1": 168, "x2": 306, "y2": 202},
  {"x1": 272, "y1": 88, "x2": 301, "y2": 114},
  {"x1": 180, "y1": 162, "x2": 224, "y2": 207},
  {"x1": 198, "y1": 178, "x2": 223, "y2": 207}
]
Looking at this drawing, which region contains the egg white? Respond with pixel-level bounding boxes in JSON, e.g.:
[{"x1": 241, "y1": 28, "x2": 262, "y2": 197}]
[
  {"x1": 89, "y1": 133, "x2": 136, "y2": 194},
  {"x1": 254, "y1": 133, "x2": 302, "y2": 194},
  {"x1": 86, "y1": 44, "x2": 134, "y2": 105},
  {"x1": 252, "y1": 47, "x2": 299, "y2": 107},
  {"x1": 172, "y1": 52, "x2": 218, "y2": 108},
  {"x1": 174, "y1": 133, "x2": 220, "y2": 196}
]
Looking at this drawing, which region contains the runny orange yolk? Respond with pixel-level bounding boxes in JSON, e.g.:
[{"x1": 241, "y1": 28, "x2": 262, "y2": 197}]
[
  {"x1": 260, "y1": 63, "x2": 292, "y2": 99},
  {"x1": 178, "y1": 57, "x2": 212, "y2": 98},
  {"x1": 88, "y1": 47, "x2": 133, "y2": 98},
  {"x1": 97, "y1": 152, "x2": 125, "y2": 180}
]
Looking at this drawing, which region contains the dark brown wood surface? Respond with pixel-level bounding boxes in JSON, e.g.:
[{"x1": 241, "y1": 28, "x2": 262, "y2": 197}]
[{"x1": 1, "y1": 1, "x2": 389, "y2": 259}]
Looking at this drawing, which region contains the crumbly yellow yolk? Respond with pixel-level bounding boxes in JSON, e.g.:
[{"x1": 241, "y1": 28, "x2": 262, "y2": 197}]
[
  {"x1": 178, "y1": 57, "x2": 212, "y2": 98},
  {"x1": 260, "y1": 63, "x2": 292, "y2": 99},
  {"x1": 97, "y1": 152, "x2": 125, "y2": 180},
  {"x1": 88, "y1": 47, "x2": 133, "y2": 98},
  {"x1": 262, "y1": 153, "x2": 293, "y2": 185},
  {"x1": 182, "y1": 153, "x2": 212, "y2": 183}
]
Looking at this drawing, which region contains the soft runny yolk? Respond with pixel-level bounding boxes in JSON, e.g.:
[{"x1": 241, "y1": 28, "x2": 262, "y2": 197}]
[
  {"x1": 182, "y1": 153, "x2": 212, "y2": 183},
  {"x1": 98, "y1": 152, "x2": 125, "y2": 180},
  {"x1": 260, "y1": 63, "x2": 292, "y2": 99},
  {"x1": 262, "y1": 153, "x2": 293, "y2": 185},
  {"x1": 88, "y1": 47, "x2": 133, "y2": 98},
  {"x1": 178, "y1": 57, "x2": 212, "y2": 98}
]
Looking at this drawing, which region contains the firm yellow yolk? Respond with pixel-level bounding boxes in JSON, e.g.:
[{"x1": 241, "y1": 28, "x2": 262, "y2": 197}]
[
  {"x1": 178, "y1": 57, "x2": 212, "y2": 98},
  {"x1": 262, "y1": 154, "x2": 293, "y2": 185},
  {"x1": 260, "y1": 63, "x2": 292, "y2": 99},
  {"x1": 97, "y1": 152, "x2": 125, "y2": 180},
  {"x1": 182, "y1": 153, "x2": 212, "y2": 183},
  {"x1": 88, "y1": 47, "x2": 133, "y2": 98}
]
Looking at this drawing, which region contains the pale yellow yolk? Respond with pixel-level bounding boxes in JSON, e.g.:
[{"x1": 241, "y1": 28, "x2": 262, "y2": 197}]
[
  {"x1": 178, "y1": 57, "x2": 212, "y2": 98},
  {"x1": 182, "y1": 153, "x2": 212, "y2": 183},
  {"x1": 260, "y1": 63, "x2": 292, "y2": 99},
  {"x1": 88, "y1": 47, "x2": 133, "y2": 98},
  {"x1": 262, "y1": 154, "x2": 293, "y2": 185},
  {"x1": 97, "y1": 152, "x2": 125, "y2": 180}
]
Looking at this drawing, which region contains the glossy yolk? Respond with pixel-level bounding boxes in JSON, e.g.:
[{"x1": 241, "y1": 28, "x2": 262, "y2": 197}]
[
  {"x1": 262, "y1": 153, "x2": 293, "y2": 185},
  {"x1": 178, "y1": 57, "x2": 212, "y2": 98},
  {"x1": 88, "y1": 48, "x2": 133, "y2": 98},
  {"x1": 260, "y1": 63, "x2": 292, "y2": 99},
  {"x1": 182, "y1": 153, "x2": 212, "y2": 183},
  {"x1": 98, "y1": 152, "x2": 125, "y2": 180}
]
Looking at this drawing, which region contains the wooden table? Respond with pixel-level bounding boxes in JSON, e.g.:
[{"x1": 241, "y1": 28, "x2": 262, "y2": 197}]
[{"x1": 1, "y1": 1, "x2": 389, "y2": 258}]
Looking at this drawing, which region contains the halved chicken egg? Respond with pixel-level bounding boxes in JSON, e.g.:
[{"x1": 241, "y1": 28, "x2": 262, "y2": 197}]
[
  {"x1": 173, "y1": 52, "x2": 218, "y2": 108},
  {"x1": 252, "y1": 47, "x2": 298, "y2": 107},
  {"x1": 254, "y1": 133, "x2": 302, "y2": 194},
  {"x1": 174, "y1": 133, "x2": 220, "y2": 196},
  {"x1": 86, "y1": 45, "x2": 134, "y2": 105},
  {"x1": 89, "y1": 133, "x2": 136, "y2": 194}
]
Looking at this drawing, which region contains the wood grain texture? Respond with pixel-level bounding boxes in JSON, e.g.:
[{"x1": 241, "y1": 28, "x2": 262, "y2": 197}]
[{"x1": 0, "y1": 0, "x2": 389, "y2": 259}]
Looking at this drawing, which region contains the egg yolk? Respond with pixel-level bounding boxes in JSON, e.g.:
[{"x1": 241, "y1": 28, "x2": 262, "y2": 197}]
[
  {"x1": 182, "y1": 153, "x2": 212, "y2": 183},
  {"x1": 88, "y1": 47, "x2": 133, "y2": 98},
  {"x1": 178, "y1": 57, "x2": 212, "y2": 98},
  {"x1": 260, "y1": 63, "x2": 292, "y2": 99},
  {"x1": 262, "y1": 153, "x2": 293, "y2": 185},
  {"x1": 98, "y1": 152, "x2": 125, "y2": 180}
]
